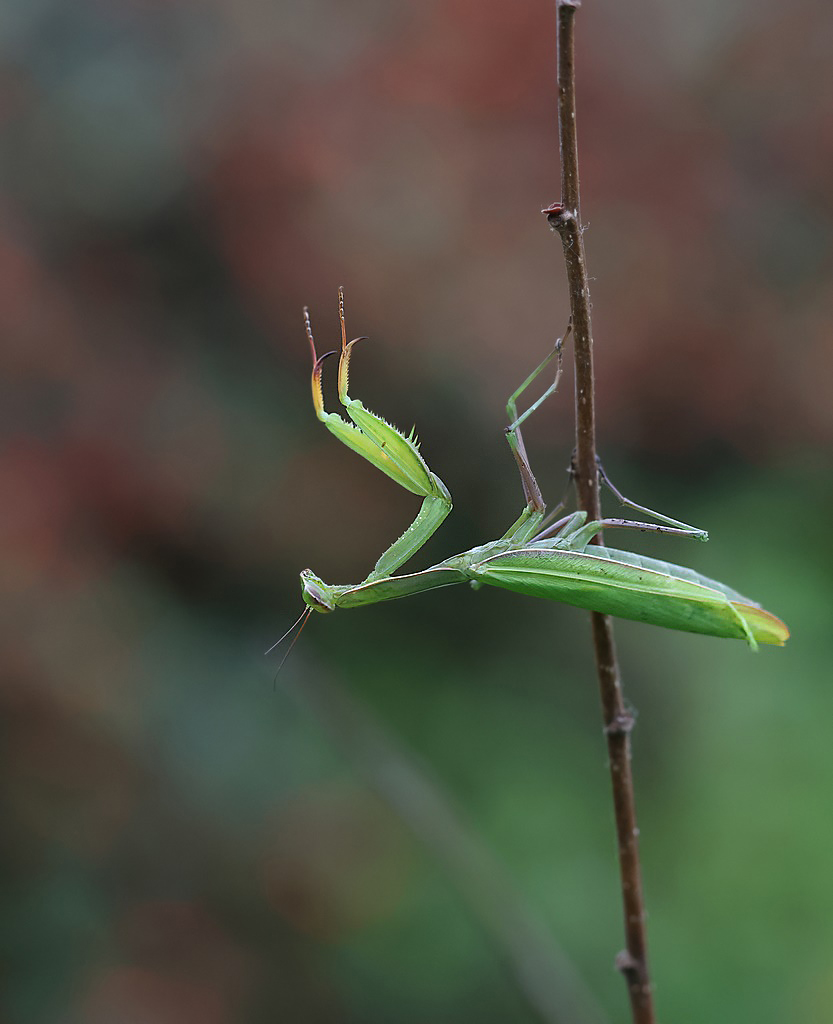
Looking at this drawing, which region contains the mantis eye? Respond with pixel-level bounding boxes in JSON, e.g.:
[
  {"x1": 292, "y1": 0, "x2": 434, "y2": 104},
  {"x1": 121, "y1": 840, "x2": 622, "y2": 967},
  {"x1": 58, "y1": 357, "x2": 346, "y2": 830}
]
[{"x1": 300, "y1": 570, "x2": 336, "y2": 613}]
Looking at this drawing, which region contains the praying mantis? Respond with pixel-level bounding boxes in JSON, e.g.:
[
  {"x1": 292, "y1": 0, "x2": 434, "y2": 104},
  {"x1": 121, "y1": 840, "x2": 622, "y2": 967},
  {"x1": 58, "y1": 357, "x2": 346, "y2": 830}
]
[{"x1": 296, "y1": 289, "x2": 789, "y2": 651}]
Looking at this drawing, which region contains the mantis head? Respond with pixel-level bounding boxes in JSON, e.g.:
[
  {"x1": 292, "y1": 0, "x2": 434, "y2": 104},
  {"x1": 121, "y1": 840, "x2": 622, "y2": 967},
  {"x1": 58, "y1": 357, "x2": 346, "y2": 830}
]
[{"x1": 300, "y1": 569, "x2": 337, "y2": 613}]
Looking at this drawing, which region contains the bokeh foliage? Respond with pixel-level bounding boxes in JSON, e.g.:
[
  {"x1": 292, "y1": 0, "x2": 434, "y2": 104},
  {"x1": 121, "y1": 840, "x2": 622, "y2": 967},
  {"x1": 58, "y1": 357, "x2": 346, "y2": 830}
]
[{"x1": 1, "y1": 1, "x2": 832, "y2": 1021}]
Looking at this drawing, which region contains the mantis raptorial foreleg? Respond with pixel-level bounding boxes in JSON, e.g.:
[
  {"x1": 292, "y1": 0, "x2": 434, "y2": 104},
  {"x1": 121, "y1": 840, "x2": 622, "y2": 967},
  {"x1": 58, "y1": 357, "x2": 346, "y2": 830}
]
[{"x1": 305, "y1": 289, "x2": 452, "y2": 582}]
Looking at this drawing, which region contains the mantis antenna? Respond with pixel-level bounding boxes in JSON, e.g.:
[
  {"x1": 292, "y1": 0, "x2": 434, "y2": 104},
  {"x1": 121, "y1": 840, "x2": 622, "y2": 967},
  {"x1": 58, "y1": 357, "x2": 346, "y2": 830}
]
[{"x1": 265, "y1": 606, "x2": 315, "y2": 684}]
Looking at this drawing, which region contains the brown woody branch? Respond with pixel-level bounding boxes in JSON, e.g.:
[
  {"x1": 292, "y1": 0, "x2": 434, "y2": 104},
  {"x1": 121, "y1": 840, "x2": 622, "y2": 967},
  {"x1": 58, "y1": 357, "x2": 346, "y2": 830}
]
[{"x1": 545, "y1": 3, "x2": 656, "y2": 1022}]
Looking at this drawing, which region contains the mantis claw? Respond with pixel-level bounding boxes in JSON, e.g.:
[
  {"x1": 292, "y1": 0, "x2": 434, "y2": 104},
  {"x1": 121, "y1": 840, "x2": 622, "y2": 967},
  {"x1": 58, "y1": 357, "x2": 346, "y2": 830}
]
[
  {"x1": 309, "y1": 350, "x2": 337, "y2": 421},
  {"x1": 338, "y1": 335, "x2": 369, "y2": 404}
]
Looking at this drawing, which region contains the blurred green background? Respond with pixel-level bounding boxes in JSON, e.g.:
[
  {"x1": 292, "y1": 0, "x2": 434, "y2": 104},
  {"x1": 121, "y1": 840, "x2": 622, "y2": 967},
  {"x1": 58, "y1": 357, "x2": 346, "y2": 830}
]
[{"x1": 2, "y1": 1, "x2": 832, "y2": 1022}]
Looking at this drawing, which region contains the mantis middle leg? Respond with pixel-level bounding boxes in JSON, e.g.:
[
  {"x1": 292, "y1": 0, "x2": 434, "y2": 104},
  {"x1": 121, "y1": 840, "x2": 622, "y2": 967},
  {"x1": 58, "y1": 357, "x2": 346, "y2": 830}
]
[{"x1": 500, "y1": 324, "x2": 572, "y2": 545}]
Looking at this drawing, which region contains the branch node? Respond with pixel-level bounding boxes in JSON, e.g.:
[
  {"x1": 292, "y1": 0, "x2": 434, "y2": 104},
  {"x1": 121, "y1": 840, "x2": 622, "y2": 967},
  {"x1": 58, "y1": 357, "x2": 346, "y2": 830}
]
[
  {"x1": 604, "y1": 712, "x2": 635, "y2": 737},
  {"x1": 546, "y1": 208, "x2": 577, "y2": 232},
  {"x1": 614, "y1": 949, "x2": 640, "y2": 975}
]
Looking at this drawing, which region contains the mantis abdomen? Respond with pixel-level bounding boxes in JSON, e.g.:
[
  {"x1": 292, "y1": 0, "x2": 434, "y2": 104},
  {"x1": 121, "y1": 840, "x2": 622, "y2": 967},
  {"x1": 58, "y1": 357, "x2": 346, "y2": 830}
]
[{"x1": 471, "y1": 547, "x2": 787, "y2": 648}]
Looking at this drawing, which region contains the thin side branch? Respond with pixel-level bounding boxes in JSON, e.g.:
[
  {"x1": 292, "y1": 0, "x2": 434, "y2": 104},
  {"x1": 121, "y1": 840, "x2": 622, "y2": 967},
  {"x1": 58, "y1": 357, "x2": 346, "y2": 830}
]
[{"x1": 546, "y1": 4, "x2": 656, "y2": 1022}]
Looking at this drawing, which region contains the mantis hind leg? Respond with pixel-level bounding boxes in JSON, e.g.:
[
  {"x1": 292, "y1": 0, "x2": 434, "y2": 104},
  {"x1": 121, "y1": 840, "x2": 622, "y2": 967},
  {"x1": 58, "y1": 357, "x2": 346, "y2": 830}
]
[
  {"x1": 597, "y1": 460, "x2": 709, "y2": 541},
  {"x1": 564, "y1": 516, "x2": 709, "y2": 549},
  {"x1": 537, "y1": 461, "x2": 712, "y2": 548}
]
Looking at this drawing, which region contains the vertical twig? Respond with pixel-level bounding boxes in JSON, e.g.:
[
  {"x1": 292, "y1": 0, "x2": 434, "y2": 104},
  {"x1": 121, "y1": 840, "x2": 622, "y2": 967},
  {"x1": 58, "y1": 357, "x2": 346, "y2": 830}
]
[{"x1": 544, "y1": 4, "x2": 656, "y2": 1022}]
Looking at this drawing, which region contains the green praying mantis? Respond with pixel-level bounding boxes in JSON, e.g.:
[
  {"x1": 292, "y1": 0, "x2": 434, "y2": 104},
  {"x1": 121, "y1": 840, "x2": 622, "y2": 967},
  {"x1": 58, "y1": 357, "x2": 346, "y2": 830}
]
[{"x1": 295, "y1": 289, "x2": 789, "y2": 651}]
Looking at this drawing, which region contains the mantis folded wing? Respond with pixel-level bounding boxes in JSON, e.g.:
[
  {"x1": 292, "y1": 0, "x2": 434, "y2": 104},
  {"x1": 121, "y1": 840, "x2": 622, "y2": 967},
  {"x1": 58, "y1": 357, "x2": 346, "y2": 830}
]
[{"x1": 298, "y1": 291, "x2": 789, "y2": 650}]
